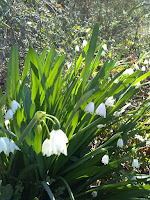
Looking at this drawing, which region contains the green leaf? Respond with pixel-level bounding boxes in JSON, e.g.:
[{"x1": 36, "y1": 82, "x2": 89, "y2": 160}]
[
  {"x1": 80, "y1": 23, "x2": 99, "y2": 90},
  {"x1": 41, "y1": 181, "x2": 55, "y2": 200},
  {"x1": 33, "y1": 129, "x2": 42, "y2": 154},
  {"x1": 0, "y1": 184, "x2": 13, "y2": 200},
  {"x1": 6, "y1": 44, "x2": 20, "y2": 98}
]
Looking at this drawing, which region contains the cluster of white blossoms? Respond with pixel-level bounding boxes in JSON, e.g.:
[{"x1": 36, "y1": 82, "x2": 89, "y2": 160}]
[
  {"x1": 84, "y1": 96, "x2": 115, "y2": 118},
  {"x1": 5, "y1": 100, "x2": 21, "y2": 121},
  {"x1": 42, "y1": 129, "x2": 68, "y2": 157},
  {"x1": 101, "y1": 138, "x2": 140, "y2": 169},
  {"x1": 0, "y1": 137, "x2": 19, "y2": 156}
]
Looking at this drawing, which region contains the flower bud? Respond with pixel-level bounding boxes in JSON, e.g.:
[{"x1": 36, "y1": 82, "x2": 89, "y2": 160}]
[
  {"x1": 101, "y1": 154, "x2": 109, "y2": 165},
  {"x1": 37, "y1": 124, "x2": 42, "y2": 134},
  {"x1": 132, "y1": 159, "x2": 139, "y2": 168},
  {"x1": 117, "y1": 138, "x2": 124, "y2": 148}
]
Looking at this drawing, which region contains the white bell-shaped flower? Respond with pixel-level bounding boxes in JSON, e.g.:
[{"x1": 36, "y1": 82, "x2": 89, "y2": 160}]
[
  {"x1": 91, "y1": 191, "x2": 97, "y2": 198},
  {"x1": 42, "y1": 139, "x2": 51, "y2": 157},
  {"x1": 102, "y1": 44, "x2": 107, "y2": 51},
  {"x1": 97, "y1": 124, "x2": 104, "y2": 129},
  {"x1": 95, "y1": 103, "x2": 106, "y2": 118},
  {"x1": 75, "y1": 45, "x2": 79, "y2": 52},
  {"x1": 42, "y1": 129, "x2": 68, "y2": 157},
  {"x1": 131, "y1": 176, "x2": 136, "y2": 180},
  {"x1": 0, "y1": 137, "x2": 19, "y2": 156},
  {"x1": 144, "y1": 59, "x2": 148, "y2": 65},
  {"x1": 0, "y1": 137, "x2": 8, "y2": 154},
  {"x1": 105, "y1": 96, "x2": 115, "y2": 107},
  {"x1": 11, "y1": 100, "x2": 21, "y2": 113},
  {"x1": 84, "y1": 102, "x2": 94, "y2": 115},
  {"x1": 114, "y1": 111, "x2": 120, "y2": 117},
  {"x1": 117, "y1": 138, "x2": 124, "y2": 148},
  {"x1": 83, "y1": 40, "x2": 88, "y2": 48},
  {"x1": 5, "y1": 109, "x2": 13, "y2": 120},
  {"x1": 123, "y1": 68, "x2": 134, "y2": 75},
  {"x1": 9, "y1": 139, "x2": 20, "y2": 154},
  {"x1": 132, "y1": 159, "x2": 139, "y2": 168},
  {"x1": 101, "y1": 154, "x2": 109, "y2": 165},
  {"x1": 141, "y1": 66, "x2": 146, "y2": 71}
]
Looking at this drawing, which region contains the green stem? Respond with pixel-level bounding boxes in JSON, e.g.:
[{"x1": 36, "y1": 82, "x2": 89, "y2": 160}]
[
  {"x1": 17, "y1": 116, "x2": 37, "y2": 147},
  {"x1": 42, "y1": 120, "x2": 50, "y2": 137},
  {"x1": 59, "y1": 176, "x2": 75, "y2": 200},
  {"x1": 45, "y1": 117, "x2": 55, "y2": 125},
  {"x1": 8, "y1": 111, "x2": 46, "y2": 174},
  {"x1": 41, "y1": 181, "x2": 55, "y2": 200},
  {"x1": 17, "y1": 111, "x2": 46, "y2": 147},
  {"x1": 46, "y1": 114, "x2": 60, "y2": 130},
  {"x1": 0, "y1": 125, "x2": 17, "y2": 139}
]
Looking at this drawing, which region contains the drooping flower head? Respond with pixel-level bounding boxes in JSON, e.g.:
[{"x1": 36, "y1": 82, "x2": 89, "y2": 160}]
[
  {"x1": 123, "y1": 68, "x2": 134, "y2": 76},
  {"x1": 97, "y1": 124, "x2": 104, "y2": 129},
  {"x1": 42, "y1": 129, "x2": 68, "y2": 157},
  {"x1": 95, "y1": 103, "x2": 106, "y2": 118},
  {"x1": 91, "y1": 191, "x2": 98, "y2": 198},
  {"x1": 117, "y1": 138, "x2": 124, "y2": 148},
  {"x1": 105, "y1": 96, "x2": 115, "y2": 107},
  {"x1": 83, "y1": 40, "x2": 88, "y2": 48},
  {"x1": 84, "y1": 102, "x2": 94, "y2": 115},
  {"x1": 102, "y1": 44, "x2": 107, "y2": 51},
  {"x1": 11, "y1": 100, "x2": 21, "y2": 113},
  {"x1": 0, "y1": 137, "x2": 19, "y2": 156},
  {"x1": 75, "y1": 45, "x2": 79, "y2": 52},
  {"x1": 132, "y1": 159, "x2": 139, "y2": 168},
  {"x1": 101, "y1": 154, "x2": 109, "y2": 165},
  {"x1": 5, "y1": 109, "x2": 13, "y2": 120}
]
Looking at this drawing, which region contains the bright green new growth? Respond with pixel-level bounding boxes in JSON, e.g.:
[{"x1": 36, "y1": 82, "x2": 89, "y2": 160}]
[{"x1": 0, "y1": 23, "x2": 150, "y2": 199}]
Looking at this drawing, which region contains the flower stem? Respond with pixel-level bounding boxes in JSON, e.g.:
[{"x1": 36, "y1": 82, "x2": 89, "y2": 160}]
[
  {"x1": 46, "y1": 114, "x2": 60, "y2": 130},
  {"x1": 41, "y1": 181, "x2": 56, "y2": 200}
]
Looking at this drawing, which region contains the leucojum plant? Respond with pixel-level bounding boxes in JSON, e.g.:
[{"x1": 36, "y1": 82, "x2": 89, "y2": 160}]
[{"x1": 0, "y1": 23, "x2": 150, "y2": 200}]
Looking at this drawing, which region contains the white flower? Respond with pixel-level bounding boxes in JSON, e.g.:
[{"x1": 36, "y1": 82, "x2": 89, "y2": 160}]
[
  {"x1": 131, "y1": 176, "x2": 136, "y2": 180},
  {"x1": 105, "y1": 96, "x2": 115, "y2": 107},
  {"x1": 123, "y1": 68, "x2": 134, "y2": 75},
  {"x1": 97, "y1": 124, "x2": 104, "y2": 129},
  {"x1": 144, "y1": 59, "x2": 148, "y2": 65},
  {"x1": 114, "y1": 78, "x2": 119, "y2": 83},
  {"x1": 0, "y1": 137, "x2": 7, "y2": 154},
  {"x1": 132, "y1": 159, "x2": 139, "y2": 168},
  {"x1": 83, "y1": 40, "x2": 87, "y2": 48},
  {"x1": 141, "y1": 66, "x2": 146, "y2": 71},
  {"x1": 11, "y1": 100, "x2": 21, "y2": 113},
  {"x1": 84, "y1": 102, "x2": 94, "y2": 115},
  {"x1": 134, "y1": 63, "x2": 139, "y2": 70},
  {"x1": 95, "y1": 103, "x2": 106, "y2": 118},
  {"x1": 120, "y1": 103, "x2": 131, "y2": 113},
  {"x1": 75, "y1": 45, "x2": 79, "y2": 52},
  {"x1": 9, "y1": 139, "x2": 20, "y2": 154},
  {"x1": 91, "y1": 191, "x2": 97, "y2": 198},
  {"x1": 102, "y1": 44, "x2": 107, "y2": 51},
  {"x1": 42, "y1": 129, "x2": 68, "y2": 157},
  {"x1": 0, "y1": 137, "x2": 19, "y2": 156},
  {"x1": 117, "y1": 138, "x2": 124, "y2": 148},
  {"x1": 114, "y1": 111, "x2": 120, "y2": 117},
  {"x1": 5, "y1": 119, "x2": 10, "y2": 130},
  {"x1": 101, "y1": 154, "x2": 109, "y2": 165},
  {"x1": 42, "y1": 139, "x2": 51, "y2": 157},
  {"x1": 5, "y1": 109, "x2": 13, "y2": 120}
]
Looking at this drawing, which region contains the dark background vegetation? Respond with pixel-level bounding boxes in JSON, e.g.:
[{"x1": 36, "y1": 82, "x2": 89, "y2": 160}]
[{"x1": 0, "y1": 0, "x2": 149, "y2": 62}]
